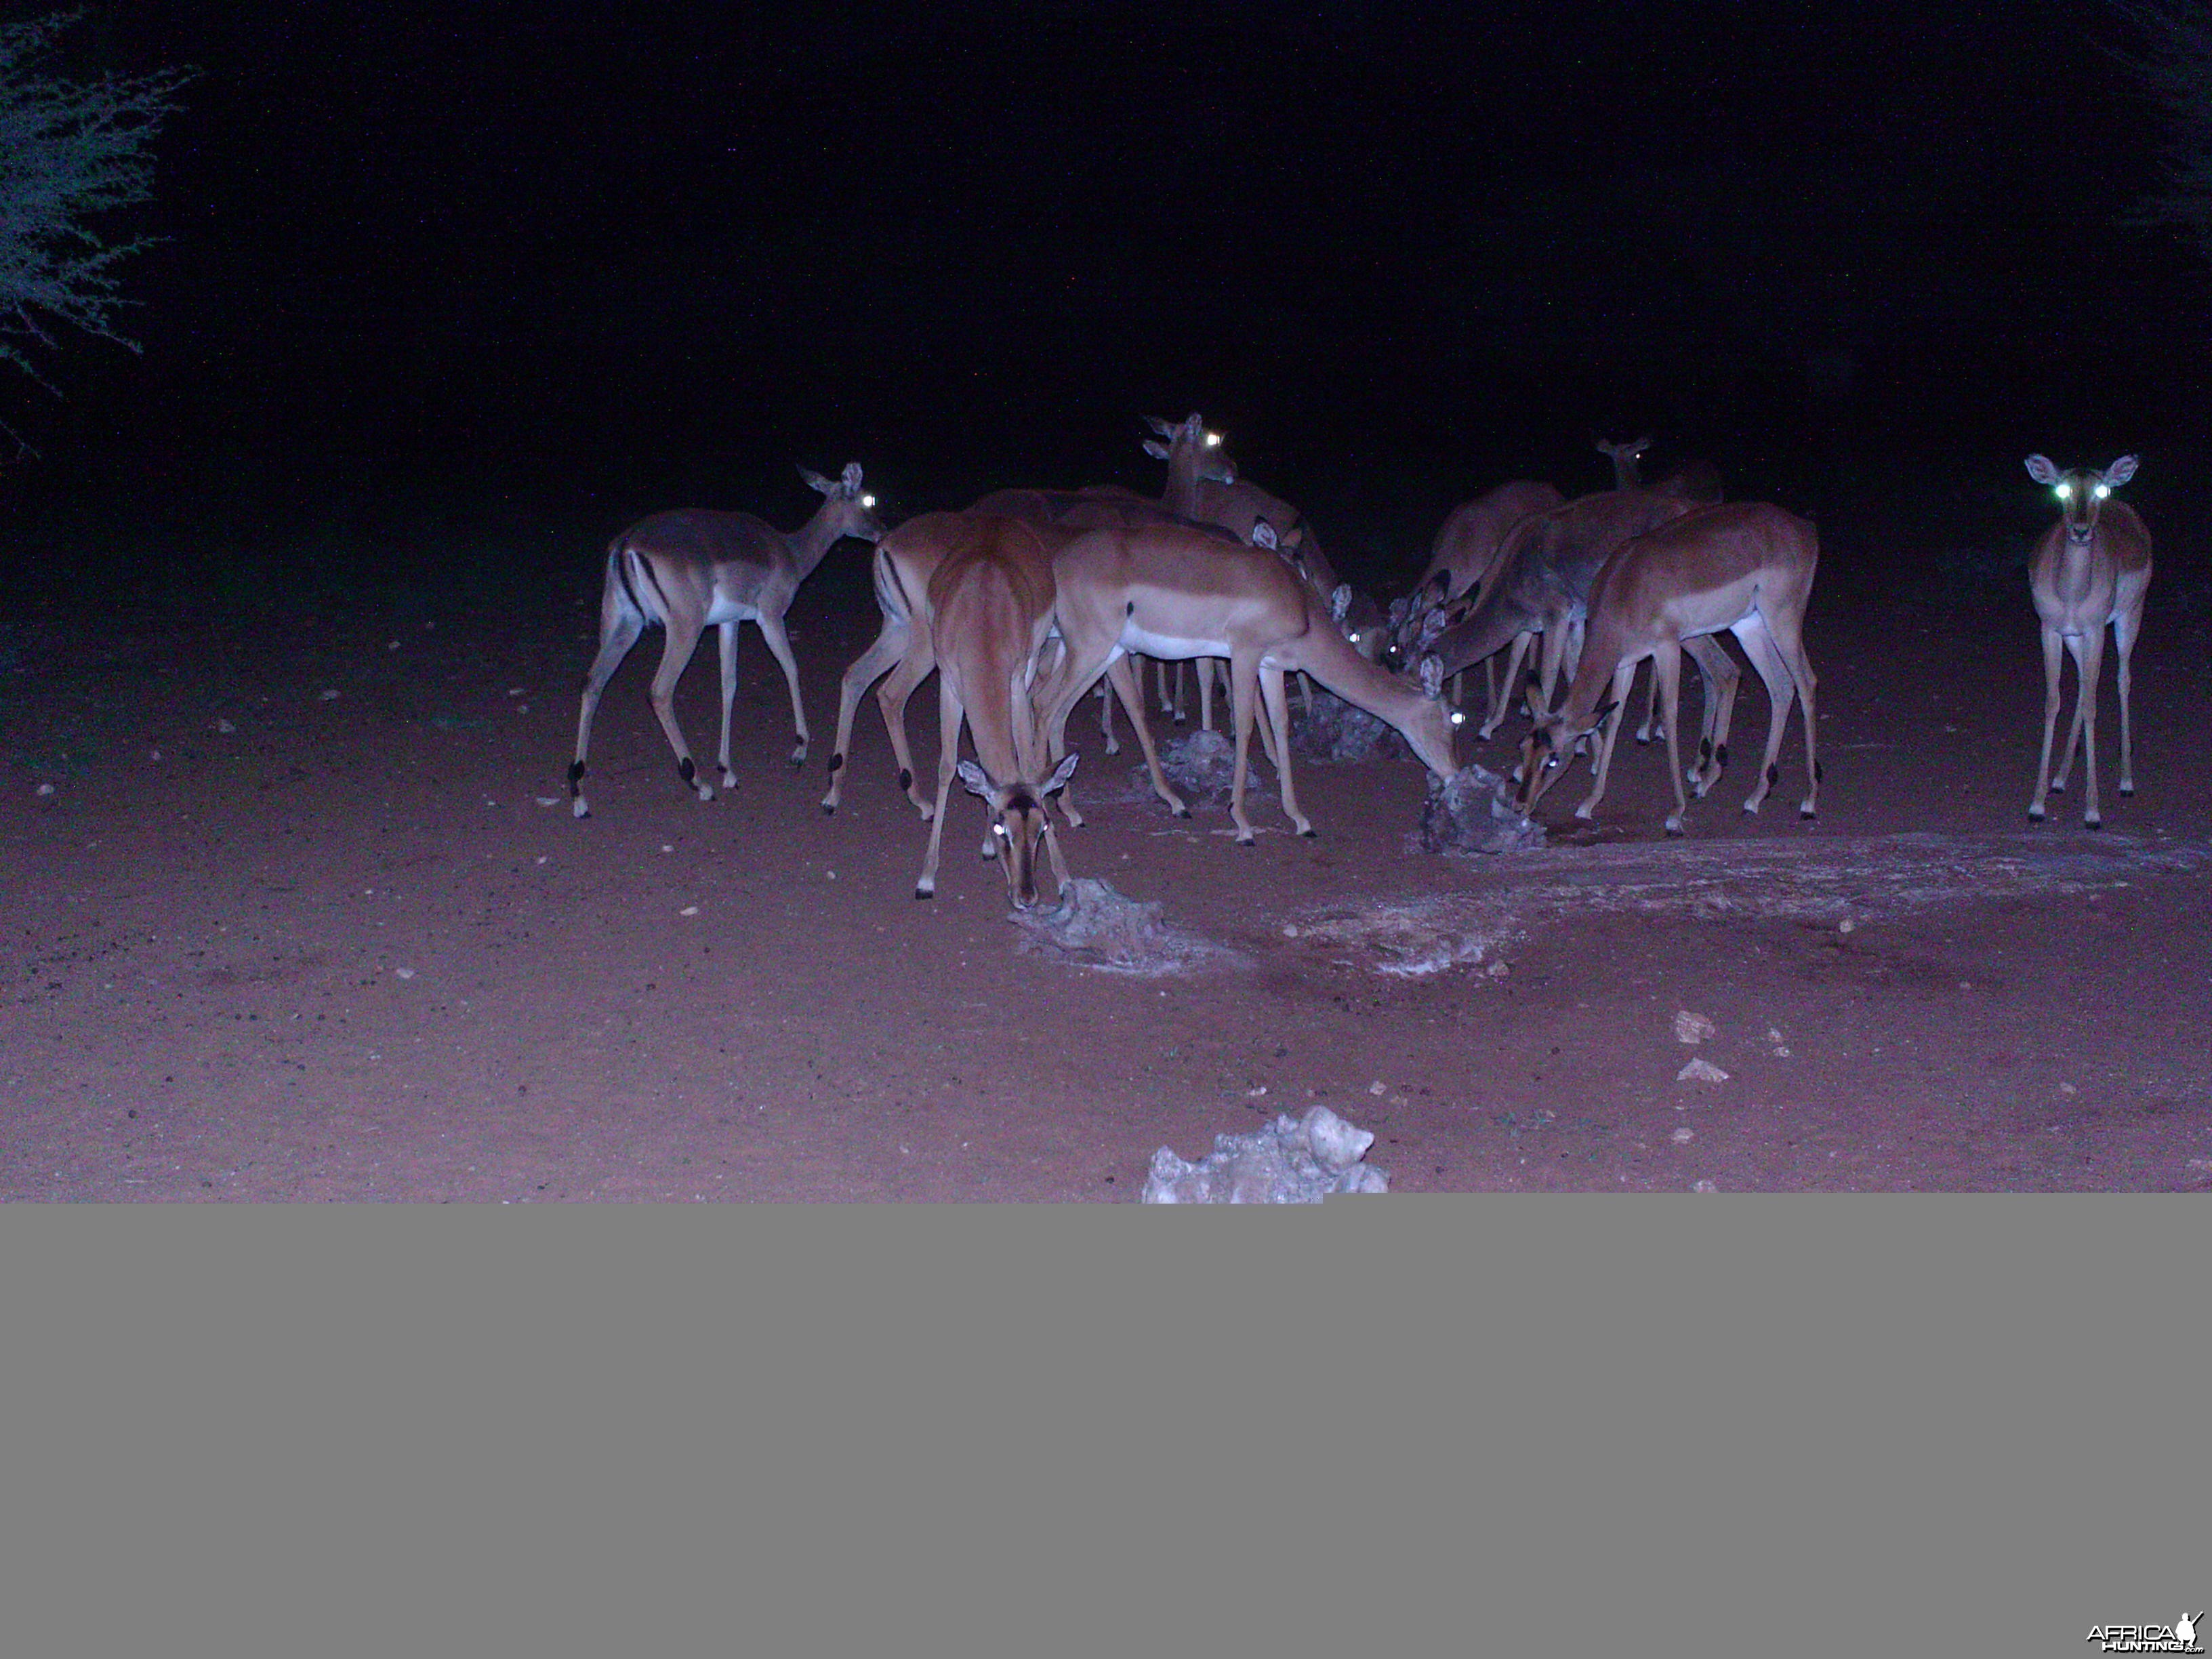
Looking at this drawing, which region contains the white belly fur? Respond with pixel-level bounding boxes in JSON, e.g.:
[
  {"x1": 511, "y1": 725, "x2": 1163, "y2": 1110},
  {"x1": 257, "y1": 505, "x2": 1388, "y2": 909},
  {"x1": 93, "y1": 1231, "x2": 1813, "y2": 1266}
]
[{"x1": 1122, "y1": 623, "x2": 1233, "y2": 659}]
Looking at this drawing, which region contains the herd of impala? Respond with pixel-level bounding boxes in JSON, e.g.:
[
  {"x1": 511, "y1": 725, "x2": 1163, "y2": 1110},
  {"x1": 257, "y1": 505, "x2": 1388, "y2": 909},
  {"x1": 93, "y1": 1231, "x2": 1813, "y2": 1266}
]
[{"x1": 565, "y1": 418, "x2": 2154, "y2": 907}]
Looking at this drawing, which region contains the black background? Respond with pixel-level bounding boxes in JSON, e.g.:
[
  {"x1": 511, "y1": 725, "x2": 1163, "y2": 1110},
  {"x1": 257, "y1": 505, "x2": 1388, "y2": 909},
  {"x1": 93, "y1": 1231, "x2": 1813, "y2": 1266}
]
[{"x1": 7, "y1": 1, "x2": 2200, "y2": 609}]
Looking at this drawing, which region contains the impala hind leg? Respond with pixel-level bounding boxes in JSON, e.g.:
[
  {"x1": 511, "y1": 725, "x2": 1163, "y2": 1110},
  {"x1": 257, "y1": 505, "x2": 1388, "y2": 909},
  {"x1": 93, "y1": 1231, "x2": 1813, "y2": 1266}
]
[
  {"x1": 821, "y1": 619, "x2": 908, "y2": 813},
  {"x1": 642, "y1": 616, "x2": 716, "y2": 802},
  {"x1": 872, "y1": 636, "x2": 940, "y2": 819},
  {"x1": 754, "y1": 611, "x2": 811, "y2": 769},
  {"x1": 1683, "y1": 636, "x2": 1741, "y2": 798},
  {"x1": 570, "y1": 606, "x2": 645, "y2": 819},
  {"x1": 1260, "y1": 664, "x2": 1313, "y2": 837},
  {"x1": 1733, "y1": 613, "x2": 1818, "y2": 819}
]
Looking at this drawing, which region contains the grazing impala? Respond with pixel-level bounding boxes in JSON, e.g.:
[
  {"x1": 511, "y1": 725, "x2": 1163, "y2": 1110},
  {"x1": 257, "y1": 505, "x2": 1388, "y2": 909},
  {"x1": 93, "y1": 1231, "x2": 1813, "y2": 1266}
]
[
  {"x1": 1037, "y1": 520, "x2": 1466, "y2": 843},
  {"x1": 912, "y1": 516, "x2": 1080, "y2": 907},
  {"x1": 1515, "y1": 501, "x2": 1820, "y2": 836},
  {"x1": 821, "y1": 510, "x2": 1160, "y2": 829},
  {"x1": 569, "y1": 463, "x2": 880, "y2": 819},
  {"x1": 2023, "y1": 453, "x2": 2152, "y2": 828},
  {"x1": 1390, "y1": 478, "x2": 1566, "y2": 716},
  {"x1": 1426, "y1": 487, "x2": 1704, "y2": 739}
]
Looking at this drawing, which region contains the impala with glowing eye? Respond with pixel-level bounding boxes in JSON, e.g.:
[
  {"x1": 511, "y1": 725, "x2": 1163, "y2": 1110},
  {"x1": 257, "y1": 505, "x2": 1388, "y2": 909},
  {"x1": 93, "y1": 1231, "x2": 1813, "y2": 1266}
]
[{"x1": 2021, "y1": 450, "x2": 2150, "y2": 827}]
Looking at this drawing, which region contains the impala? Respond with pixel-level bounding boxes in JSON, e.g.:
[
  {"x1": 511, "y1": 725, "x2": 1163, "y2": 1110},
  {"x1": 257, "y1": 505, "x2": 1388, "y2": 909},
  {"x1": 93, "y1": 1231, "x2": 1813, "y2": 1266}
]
[
  {"x1": 965, "y1": 412, "x2": 1240, "y2": 741},
  {"x1": 568, "y1": 462, "x2": 881, "y2": 819},
  {"x1": 1036, "y1": 520, "x2": 1465, "y2": 843},
  {"x1": 1597, "y1": 433, "x2": 1723, "y2": 504},
  {"x1": 821, "y1": 510, "x2": 1159, "y2": 827},
  {"x1": 1390, "y1": 478, "x2": 1566, "y2": 716},
  {"x1": 1426, "y1": 487, "x2": 1705, "y2": 739},
  {"x1": 912, "y1": 516, "x2": 1080, "y2": 906},
  {"x1": 2023, "y1": 453, "x2": 2152, "y2": 828},
  {"x1": 1515, "y1": 501, "x2": 1820, "y2": 836},
  {"x1": 1595, "y1": 436, "x2": 1731, "y2": 743}
]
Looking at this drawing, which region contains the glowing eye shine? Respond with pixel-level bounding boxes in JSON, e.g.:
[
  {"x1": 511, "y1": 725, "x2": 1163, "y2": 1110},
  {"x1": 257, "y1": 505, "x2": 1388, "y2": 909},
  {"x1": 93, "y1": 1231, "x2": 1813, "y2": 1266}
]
[
  {"x1": 1205, "y1": 432, "x2": 1222, "y2": 447},
  {"x1": 2094, "y1": 484, "x2": 2110, "y2": 498},
  {"x1": 2055, "y1": 483, "x2": 2072, "y2": 499},
  {"x1": 862, "y1": 494, "x2": 876, "y2": 508}
]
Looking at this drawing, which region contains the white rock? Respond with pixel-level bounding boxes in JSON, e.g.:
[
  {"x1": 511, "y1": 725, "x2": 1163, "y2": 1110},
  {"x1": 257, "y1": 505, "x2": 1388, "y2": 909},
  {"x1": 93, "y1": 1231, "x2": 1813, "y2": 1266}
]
[
  {"x1": 1674, "y1": 1010, "x2": 1717, "y2": 1044},
  {"x1": 1676, "y1": 1058, "x2": 1729, "y2": 1084}
]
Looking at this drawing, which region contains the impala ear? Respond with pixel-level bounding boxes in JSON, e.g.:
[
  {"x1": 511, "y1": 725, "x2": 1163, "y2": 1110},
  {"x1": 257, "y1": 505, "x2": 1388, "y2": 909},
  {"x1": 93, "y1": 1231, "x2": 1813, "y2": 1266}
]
[
  {"x1": 2024, "y1": 454, "x2": 2060, "y2": 486},
  {"x1": 840, "y1": 462, "x2": 864, "y2": 494},
  {"x1": 1041, "y1": 751, "x2": 1080, "y2": 796},
  {"x1": 799, "y1": 466, "x2": 835, "y2": 494},
  {"x1": 1142, "y1": 439, "x2": 1170, "y2": 462},
  {"x1": 2104, "y1": 454, "x2": 2139, "y2": 487},
  {"x1": 1521, "y1": 671, "x2": 1545, "y2": 718},
  {"x1": 1143, "y1": 414, "x2": 1176, "y2": 437},
  {"x1": 1251, "y1": 520, "x2": 1279, "y2": 552},
  {"x1": 1330, "y1": 584, "x2": 1352, "y2": 625},
  {"x1": 956, "y1": 759, "x2": 997, "y2": 801},
  {"x1": 1589, "y1": 697, "x2": 1620, "y2": 734},
  {"x1": 1418, "y1": 655, "x2": 1444, "y2": 700}
]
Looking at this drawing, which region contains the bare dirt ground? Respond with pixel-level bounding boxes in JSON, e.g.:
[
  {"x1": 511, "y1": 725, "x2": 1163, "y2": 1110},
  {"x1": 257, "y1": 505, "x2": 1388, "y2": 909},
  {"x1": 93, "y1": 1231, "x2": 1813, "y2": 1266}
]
[{"x1": 8, "y1": 570, "x2": 2211, "y2": 1200}]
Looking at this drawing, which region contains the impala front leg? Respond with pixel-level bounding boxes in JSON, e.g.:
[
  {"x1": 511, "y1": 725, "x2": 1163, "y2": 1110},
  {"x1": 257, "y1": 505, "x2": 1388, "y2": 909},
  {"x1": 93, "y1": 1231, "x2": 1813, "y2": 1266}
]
[
  {"x1": 714, "y1": 621, "x2": 742, "y2": 790},
  {"x1": 755, "y1": 611, "x2": 811, "y2": 768},
  {"x1": 2028, "y1": 624, "x2": 2064, "y2": 822},
  {"x1": 647, "y1": 618, "x2": 716, "y2": 802},
  {"x1": 2070, "y1": 628, "x2": 2107, "y2": 827}
]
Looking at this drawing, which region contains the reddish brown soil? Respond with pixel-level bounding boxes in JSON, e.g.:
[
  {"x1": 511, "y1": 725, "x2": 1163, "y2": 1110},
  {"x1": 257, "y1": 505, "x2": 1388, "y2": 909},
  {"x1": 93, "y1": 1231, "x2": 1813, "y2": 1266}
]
[{"x1": 8, "y1": 582, "x2": 2210, "y2": 1200}]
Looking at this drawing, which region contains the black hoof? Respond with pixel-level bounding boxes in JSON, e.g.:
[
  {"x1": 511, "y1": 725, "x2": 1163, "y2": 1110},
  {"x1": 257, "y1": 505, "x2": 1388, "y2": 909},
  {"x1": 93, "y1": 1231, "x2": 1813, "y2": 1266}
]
[
  {"x1": 1298, "y1": 827, "x2": 1318, "y2": 839},
  {"x1": 821, "y1": 803, "x2": 835, "y2": 816}
]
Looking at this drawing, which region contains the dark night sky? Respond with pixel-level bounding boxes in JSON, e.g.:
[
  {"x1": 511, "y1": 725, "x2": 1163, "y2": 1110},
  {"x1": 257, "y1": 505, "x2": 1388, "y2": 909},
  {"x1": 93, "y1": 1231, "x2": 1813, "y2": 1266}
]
[{"x1": 10, "y1": 0, "x2": 2202, "y2": 585}]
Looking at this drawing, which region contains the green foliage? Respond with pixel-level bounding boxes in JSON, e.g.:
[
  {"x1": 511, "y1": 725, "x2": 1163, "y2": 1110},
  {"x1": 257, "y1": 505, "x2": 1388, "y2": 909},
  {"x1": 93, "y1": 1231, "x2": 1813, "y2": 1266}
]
[{"x1": 0, "y1": 9, "x2": 190, "y2": 394}]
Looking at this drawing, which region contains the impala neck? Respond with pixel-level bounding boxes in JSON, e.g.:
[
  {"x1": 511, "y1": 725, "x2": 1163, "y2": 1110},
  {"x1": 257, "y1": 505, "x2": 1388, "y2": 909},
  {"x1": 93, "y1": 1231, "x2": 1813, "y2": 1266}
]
[
  {"x1": 787, "y1": 496, "x2": 854, "y2": 583},
  {"x1": 1161, "y1": 439, "x2": 1212, "y2": 520}
]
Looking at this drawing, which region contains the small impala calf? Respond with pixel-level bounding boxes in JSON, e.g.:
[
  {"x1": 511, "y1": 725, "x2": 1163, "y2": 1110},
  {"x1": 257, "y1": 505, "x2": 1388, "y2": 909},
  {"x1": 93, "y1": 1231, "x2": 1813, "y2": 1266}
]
[
  {"x1": 2023, "y1": 453, "x2": 2153, "y2": 828},
  {"x1": 1515, "y1": 501, "x2": 1819, "y2": 836},
  {"x1": 569, "y1": 463, "x2": 881, "y2": 818}
]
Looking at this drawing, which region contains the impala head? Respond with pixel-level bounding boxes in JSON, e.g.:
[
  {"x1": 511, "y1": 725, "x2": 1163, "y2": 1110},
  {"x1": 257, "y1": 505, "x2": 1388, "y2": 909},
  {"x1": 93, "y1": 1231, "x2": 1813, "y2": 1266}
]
[
  {"x1": 1405, "y1": 653, "x2": 1468, "y2": 776},
  {"x1": 1143, "y1": 412, "x2": 1237, "y2": 486},
  {"x1": 1597, "y1": 435, "x2": 1652, "y2": 487},
  {"x1": 1513, "y1": 676, "x2": 1615, "y2": 814},
  {"x1": 2025, "y1": 453, "x2": 2137, "y2": 546},
  {"x1": 800, "y1": 460, "x2": 884, "y2": 543},
  {"x1": 1329, "y1": 583, "x2": 1389, "y2": 661},
  {"x1": 1382, "y1": 570, "x2": 1450, "y2": 668},
  {"x1": 958, "y1": 751, "x2": 1079, "y2": 909}
]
